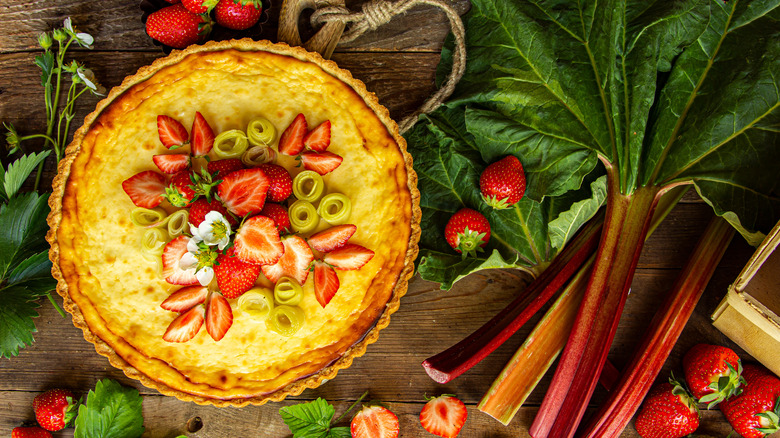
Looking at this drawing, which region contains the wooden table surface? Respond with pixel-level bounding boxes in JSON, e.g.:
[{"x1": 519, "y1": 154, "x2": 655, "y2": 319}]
[{"x1": 0, "y1": 1, "x2": 769, "y2": 437}]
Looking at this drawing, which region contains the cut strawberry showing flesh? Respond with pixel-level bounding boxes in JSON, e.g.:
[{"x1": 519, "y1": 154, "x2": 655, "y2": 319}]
[
  {"x1": 122, "y1": 170, "x2": 167, "y2": 208},
  {"x1": 323, "y1": 244, "x2": 374, "y2": 270},
  {"x1": 261, "y1": 235, "x2": 314, "y2": 284},
  {"x1": 217, "y1": 167, "x2": 270, "y2": 217},
  {"x1": 350, "y1": 405, "x2": 400, "y2": 438},
  {"x1": 278, "y1": 113, "x2": 307, "y2": 155},
  {"x1": 153, "y1": 154, "x2": 190, "y2": 174},
  {"x1": 420, "y1": 395, "x2": 468, "y2": 438},
  {"x1": 299, "y1": 151, "x2": 343, "y2": 175},
  {"x1": 313, "y1": 260, "x2": 340, "y2": 308},
  {"x1": 205, "y1": 291, "x2": 233, "y2": 342},
  {"x1": 234, "y1": 215, "x2": 284, "y2": 265},
  {"x1": 162, "y1": 236, "x2": 199, "y2": 285},
  {"x1": 190, "y1": 111, "x2": 215, "y2": 156},
  {"x1": 160, "y1": 285, "x2": 208, "y2": 312},
  {"x1": 157, "y1": 115, "x2": 189, "y2": 149},
  {"x1": 303, "y1": 120, "x2": 331, "y2": 152},
  {"x1": 214, "y1": 248, "x2": 262, "y2": 299},
  {"x1": 307, "y1": 224, "x2": 357, "y2": 252},
  {"x1": 163, "y1": 306, "x2": 205, "y2": 343}
]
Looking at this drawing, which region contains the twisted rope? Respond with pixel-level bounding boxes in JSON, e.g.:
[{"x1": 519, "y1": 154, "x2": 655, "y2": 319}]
[{"x1": 311, "y1": 0, "x2": 467, "y2": 134}]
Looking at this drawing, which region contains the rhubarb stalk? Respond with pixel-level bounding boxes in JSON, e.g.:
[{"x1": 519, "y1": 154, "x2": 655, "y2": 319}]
[
  {"x1": 422, "y1": 212, "x2": 604, "y2": 384},
  {"x1": 478, "y1": 255, "x2": 594, "y2": 424},
  {"x1": 531, "y1": 176, "x2": 660, "y2": 438},
  {"x1": 581, "y1": 215, "x2": 734, "y2": 438}
]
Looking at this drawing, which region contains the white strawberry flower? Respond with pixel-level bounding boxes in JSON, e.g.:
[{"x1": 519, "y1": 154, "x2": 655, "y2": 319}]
[
  {"x1": 190, "y1": 211, "x2": 232, "y2": 250},
  {"x1": 179, "y1": 236, "x2": 219, "y2": 286}
]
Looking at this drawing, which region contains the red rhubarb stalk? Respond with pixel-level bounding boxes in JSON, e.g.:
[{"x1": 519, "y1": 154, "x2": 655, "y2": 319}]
[
  {"x1": 531, "y1": 174, "x2": 660, "y2": 438},
  {"x1": 422, "y1": 212, "x2": 604, "y2": 383},
  {"x1": 581, "y1": 215, "x2": 734, "y2": 438}
]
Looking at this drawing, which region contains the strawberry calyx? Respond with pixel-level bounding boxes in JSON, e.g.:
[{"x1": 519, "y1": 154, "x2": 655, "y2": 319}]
[
  {"x1": 454, "y1": 226, "x2": 488, "y2": 258},
  {"x1": 756, "y1": 396, "x2": 780, "y2": 435},
  {"x1": 700, "y1": 360, "x2": 745, "y2": 409},
  {"x1": 482, "y1": 193, "x2": 514, "y2": 210},
  {"x1": 669, "y1": 374, "x2": 699, "y2": 415}
]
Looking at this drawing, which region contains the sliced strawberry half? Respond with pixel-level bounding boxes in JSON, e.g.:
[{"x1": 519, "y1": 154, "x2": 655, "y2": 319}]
[
  {"x1": 206, "y1": 158, "x2": 244, "y2": 177},
  {"x1": 217, "y1": 167, "x2": 269, "y2": 217},
  {"x1": 162, "y1": 236, "x2": 199, "y2": 285},
  {"x1": 351, "y1": 405, "x2": 400, "y2": 438},
  {"x1": 259, "y1": 163, "x2": 293, "y2": 203},
  {"x1": 160, "y1": 285, "x2": 208, "y2": 312},
  {"x1": 205, "y1": 291, "x2": 233, "y2": 342},
  {"x1": 191, "y1": 111, "x2": 215, "y2": 156},
  {"x1": 299, "y1": 151, "x2": 343, "y2": 175},
  {"x1": 234, "y1": 215, "x2": 284, "y2": 265},
  {"x1": 307, "y1": 224, "x2": 357, "y2": 252},
  {"x1": 323, "y1": 244, "x2": 374, "y2": 270},
  {"x1": 214, "y1": 248, "x2": 262, "y2": 299},
  {"x1": 261, "y1": 203, "x2": 292, "y2": 234},
  {"x1": 122, "y1": 170, "x2": 167, "y2": 208},
  {"x1": 313, "y1": 260, "x2": 339, "y2": 308},
  {"x1": 278, "y1": 113, "x2": 307, "y2": 155},
  {"x1": 303, "y1": 120, "x2": 331, "y2": 152},
  {"x1": 419, "y1": 395, "x2": 468, "y2": 438},
  {"x1": 153, "y1": 154, "x2": 190, "y2": 174},
  {"x1": 157, "y1": 115, "x2": 189, "y2": 149},
  {"x1": 163, "y1": 306, "x2": 204, "y2": 343},
  {"x1": 260, "y1": 235, "x2": 314, "y2": 284}
]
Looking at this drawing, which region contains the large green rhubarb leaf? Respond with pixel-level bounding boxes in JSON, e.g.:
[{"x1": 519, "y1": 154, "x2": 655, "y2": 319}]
[{"x1": 405, "y1": 0, "x2": 780, "y2": 287}]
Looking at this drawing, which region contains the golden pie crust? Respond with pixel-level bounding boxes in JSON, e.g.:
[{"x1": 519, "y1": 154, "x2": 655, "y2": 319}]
[{"x1": 47, "y1": 39, "x2": 421, "y2": 406}]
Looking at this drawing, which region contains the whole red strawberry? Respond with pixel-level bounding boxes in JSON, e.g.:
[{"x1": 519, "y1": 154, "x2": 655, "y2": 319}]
[
  {"x1": 145, "y1": 4, "x2": 212, "y2": 49},
  {"x1": 444, "y1": 208, "x2": 491, "y2": 257},
  {"x1": 719, "y1": 364, "x2": 780, "y2": 438},
  {"x1": 214, "y1": 248, "x2": 261, "y2": 299},
  {"x1": 634, "y1": 380, "x2": 699, "y2": 438},
  {"x1": 479, "y1": 155, "x2": 526, "y2": 209},
  {"x1": 11, "y1": 427, "x2": 52, "y2": 438},
  {"x1": 188, "y1": 197, "x2": 236, "y2": 227},
  {"x1": 33, "y1": 388, "x2": 78, "y2": 431},
  {"x1": 261, "y1": 203, "x2": 292, "y2": 233},
  {"x1": 207, "y1": 158, "x2": 244, "y2": 178},
  {"x1": 165, "y1": 171, "x2": 197, "y2": 207},
  {"x1": 683, "y1": 343, "x2": 744, "y2": 408},
  {"x1": 214, "y1": 0, "x2": 263, "y2": 30},
  {"x1": 182, "y1": 0, "x2": 218, "y2": 13}
]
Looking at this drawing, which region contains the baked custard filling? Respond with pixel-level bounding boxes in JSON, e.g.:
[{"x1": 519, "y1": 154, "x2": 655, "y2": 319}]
[{"x1": 50, "y1": 41, "x2": 418, "y2": 402}]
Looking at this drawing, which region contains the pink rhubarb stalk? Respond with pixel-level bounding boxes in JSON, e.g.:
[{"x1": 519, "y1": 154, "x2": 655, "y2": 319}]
[
  {"x1": 581, "y1": 215, "x2": 734, "y2": 438},
  {"x1": 422, "y1": 212, "x2": 604, "y2": 383},
  {"x1": 531, "y1": 174, "x2": 660, "y2": 438}
]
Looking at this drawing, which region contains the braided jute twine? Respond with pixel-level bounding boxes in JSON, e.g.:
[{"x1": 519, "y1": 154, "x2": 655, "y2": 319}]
[{"x1": 311, "y1": 0, "x2": 467, "y2": 134}]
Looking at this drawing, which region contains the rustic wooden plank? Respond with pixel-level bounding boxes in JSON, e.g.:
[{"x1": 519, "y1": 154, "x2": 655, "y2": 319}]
[
  {"x1": 0, "y1": 0, "x2": 469, "y2": 54},
  {"x1": 0, "y1": 390, "x2": 738, "y2": 438}
]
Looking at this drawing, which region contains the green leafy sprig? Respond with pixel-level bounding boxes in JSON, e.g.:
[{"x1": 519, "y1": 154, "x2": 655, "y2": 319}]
[
  {"x1": 280, "y1": 392, "x2": 368, "y2": 438},
  {"x1": 4, "y1": 17, "x2": 103, "y2": 192},
  {"x1": 73, "y1": 379, "x2": 145, "y2": 438}
]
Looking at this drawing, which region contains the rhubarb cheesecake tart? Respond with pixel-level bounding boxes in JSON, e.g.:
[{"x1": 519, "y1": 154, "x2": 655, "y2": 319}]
[{"x1": 47, "y1": 39, "x2": 420, "y2": 406}]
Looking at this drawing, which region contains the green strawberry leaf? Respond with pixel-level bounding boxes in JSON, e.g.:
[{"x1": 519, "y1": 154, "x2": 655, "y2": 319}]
[
  {"x1": 280, "y1": 398, "x2": 339, "y2": 438},
  {"x1": 0, "y1": 285, "x2": 42, "y2": 358},
  {"x1": 34, "y1": 51, "x2": 55, "y2": 87},
  {"x1": 0, "y1": 191, "x2": 51, "y2": 280},
  {"x1": 3, "y1": 151, "x2": 50, "y2": 200},
  {"x1": 73, "y1": 379, "x2": 145, "y2": 438}
]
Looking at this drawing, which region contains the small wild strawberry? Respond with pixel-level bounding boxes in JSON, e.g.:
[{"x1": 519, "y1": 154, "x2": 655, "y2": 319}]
[{"x1": 33, "y1": 388, "x2": 79, "y2": 431}]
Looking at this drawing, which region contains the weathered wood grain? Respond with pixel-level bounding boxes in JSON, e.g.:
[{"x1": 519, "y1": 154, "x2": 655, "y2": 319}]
[{"x1": 0, "y1": 0, "x2": 469, "y2": 54}]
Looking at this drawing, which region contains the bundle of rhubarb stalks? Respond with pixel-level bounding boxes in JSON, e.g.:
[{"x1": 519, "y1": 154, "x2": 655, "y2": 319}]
[{"x1": 404, "y1": 0, "x2": 780, "y2": 436}]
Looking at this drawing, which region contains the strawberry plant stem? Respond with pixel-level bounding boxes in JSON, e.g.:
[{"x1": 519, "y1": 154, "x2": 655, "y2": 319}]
[
  {"x1": 581, "y1": 215, "x2": 734, "y2": 438},
  {"x1": 421, "y1": 211, "x2": 604, "y2": 384},
  {"x1": 531, "y1": 177, "x2": 659, "y2": 438}
]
